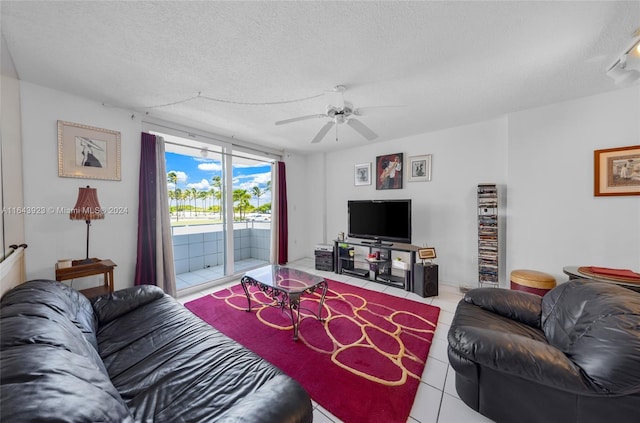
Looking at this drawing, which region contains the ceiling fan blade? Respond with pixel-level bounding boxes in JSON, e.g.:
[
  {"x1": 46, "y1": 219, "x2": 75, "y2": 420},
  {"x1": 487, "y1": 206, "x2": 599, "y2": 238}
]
[
  {"x1": 347, "y1": 118, "x2": 378, "y2": 141},
  {"x1": 275, "y1": 114, "x2": 326, "y2": 126},
  {"x1": 311, "y1": 121, "x2": 335, "y2": 144}
]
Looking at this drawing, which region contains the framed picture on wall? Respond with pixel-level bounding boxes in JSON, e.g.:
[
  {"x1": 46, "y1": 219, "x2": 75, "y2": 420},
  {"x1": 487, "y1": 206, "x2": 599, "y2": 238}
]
[
  {"x1": 408, "y1": 154, "x2": 432, "y2": 182},
  {"x1": 58, "y1": 120, "x2": 121, "y2": 181},
  {"x1": 594, "y1": 145, "x2": 640, "y2": 196},
  {"x1": 354, "y1": 162, "x2": 371, "y2": 186},
  {"x1": 376, "y1": 153, "x2": 403, "y2": 190}
]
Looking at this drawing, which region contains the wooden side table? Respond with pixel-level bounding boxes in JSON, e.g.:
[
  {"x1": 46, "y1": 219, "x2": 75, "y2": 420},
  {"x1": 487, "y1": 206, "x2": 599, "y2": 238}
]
[
  {"x1": 563, "y1": 266, "x2": 640, "y2": 293},
  {"x1": 55, "y1": 258, "x2": 116, "y2": 298}
]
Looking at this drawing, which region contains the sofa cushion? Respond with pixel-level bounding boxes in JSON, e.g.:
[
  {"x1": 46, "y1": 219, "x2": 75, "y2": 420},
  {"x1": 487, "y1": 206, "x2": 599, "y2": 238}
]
[
  {"x1": 92, "y1": 284, "x2": 165, "y2": 324},
  {"x1": 463, "y1": 287, "x2": 543, "y2": 328},
  {"x1": 96, "y1": 287, "x2": 311, "y2": 422},
  {"x1": 541, "y1": 280, "x2": 640, "y2": 393},
  {"x1": 0, "y1": 280, "x2": 133, "y2": 422},
  {"x1": 2, "y1": 279, "x2": 99, "y2": 350}
]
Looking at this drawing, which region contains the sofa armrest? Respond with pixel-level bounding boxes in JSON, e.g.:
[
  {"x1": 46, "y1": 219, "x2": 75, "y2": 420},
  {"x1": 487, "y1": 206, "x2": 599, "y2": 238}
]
[
  {"x1": 92, "y1": 285, "x2": 165, "y2": 325},
  {"x1": 449, "y1": 325, "x2": 601, "y2": 395},
  {"x1": 216, "y1": 375, "x2": 312, "y2": 423},
  {"x1": 464, "y1": 288, "x2": 542, "y2": 328}
]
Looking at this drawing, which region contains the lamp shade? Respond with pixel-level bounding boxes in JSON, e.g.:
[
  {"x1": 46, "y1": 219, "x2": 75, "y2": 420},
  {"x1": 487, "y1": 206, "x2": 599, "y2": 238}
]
[{"x1": 70, "y1": 186, "x2": 104, "y2": 221}]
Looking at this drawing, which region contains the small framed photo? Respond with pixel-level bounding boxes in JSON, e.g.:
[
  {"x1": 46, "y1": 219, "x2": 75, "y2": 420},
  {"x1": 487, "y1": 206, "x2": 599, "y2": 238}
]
[
  {"x1": 354, "y1": 162, "x2": 371, "y2": 186},
  {"x1": 408, "y1": 155, "x2": 432, "y2": 182},
  {"x1": 58, "y1": 120, "x2": 121, "y2": 181},
  {"x1": 594, "y1": 145, "x2": 640, "y2": 196},
  {"x1": 418, "y1": 247, "x2": 436, "y2": 260}
]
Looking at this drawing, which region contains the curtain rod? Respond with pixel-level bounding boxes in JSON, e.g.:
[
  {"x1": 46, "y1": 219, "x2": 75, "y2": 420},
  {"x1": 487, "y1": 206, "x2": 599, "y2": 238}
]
[
  {"x1": 143, "y1": 119, "x2": 283, "y2": 160},
  {"x1": 162, "y1": 139, "x2": 275, "y2": 165}
]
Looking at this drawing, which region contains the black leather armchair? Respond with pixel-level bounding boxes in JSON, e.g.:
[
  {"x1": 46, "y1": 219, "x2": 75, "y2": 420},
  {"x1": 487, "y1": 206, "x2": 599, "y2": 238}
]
[{"x1": 447, "y1": 280, "x2": 640, "y2": 423}]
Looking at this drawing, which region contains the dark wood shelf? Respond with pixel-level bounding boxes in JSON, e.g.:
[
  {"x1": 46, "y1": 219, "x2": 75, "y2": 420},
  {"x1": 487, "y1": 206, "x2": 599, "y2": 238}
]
[{"x1": 55, "y1": 258, "x2": 116, "y2": 299}]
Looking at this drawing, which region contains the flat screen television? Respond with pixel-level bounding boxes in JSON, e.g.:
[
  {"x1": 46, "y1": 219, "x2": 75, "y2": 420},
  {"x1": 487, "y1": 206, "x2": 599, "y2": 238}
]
[{"x1": 347, "y1": 199, "x2": 412, "y2": 244}]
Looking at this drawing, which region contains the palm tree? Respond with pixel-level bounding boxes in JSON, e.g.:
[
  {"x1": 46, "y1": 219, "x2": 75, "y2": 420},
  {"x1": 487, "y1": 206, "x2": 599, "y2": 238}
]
[
  {"x1": 198, "y1": 190, "x2": 208, "y2": 215},
  {"x1": 207, "y1": 188, "x2": 215, "y2": 216},
  {"x1": 174, "y1": 188, "x2": 183, "y2": 218},
  {"x1": 168, "y1": 189, "x2": 175, "y2": 212},
  {"x1": 251, "y1": 186, "x2": 264, "y2": 208},
  {"x1": 211, "y1": 176, "x2": 222, "y2": 219},
  {"x1": 190, "y1": 188, "x2": 198, "y2": 216},
  {"x1": 167, "y1": 171, "x2": 179, "y2": 221},
  {"x1": 233, "y1": 189, "x2": 251, "y2": 220}
]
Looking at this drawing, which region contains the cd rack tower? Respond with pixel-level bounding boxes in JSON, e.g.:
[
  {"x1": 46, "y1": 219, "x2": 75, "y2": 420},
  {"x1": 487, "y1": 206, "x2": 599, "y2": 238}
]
[{"x1": 477, "y1": 184, "x2": 501, "y2": 287}]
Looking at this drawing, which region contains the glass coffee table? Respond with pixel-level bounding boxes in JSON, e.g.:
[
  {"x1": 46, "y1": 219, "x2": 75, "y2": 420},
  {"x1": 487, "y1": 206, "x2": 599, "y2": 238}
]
[{"x1": 240, "y1": 265, "x2": 328, "y2": 340}]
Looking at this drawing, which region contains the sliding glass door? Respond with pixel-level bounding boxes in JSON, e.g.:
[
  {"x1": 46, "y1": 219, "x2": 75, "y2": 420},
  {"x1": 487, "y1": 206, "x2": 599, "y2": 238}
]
[
  {"x1": 230, "y1": 149, "x2": 273, "y2": 273},
  {"x1": 150, "y1": 129, "x2": 273, "y2": 293},
  {"x1": 163, "y1": 136, "x2": 228, "y2": 291}
]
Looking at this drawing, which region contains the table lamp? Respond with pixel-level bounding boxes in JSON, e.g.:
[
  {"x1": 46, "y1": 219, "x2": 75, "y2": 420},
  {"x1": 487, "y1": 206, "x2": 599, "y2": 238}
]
[{"x1": 70, "y1": 185, "x2": 104, "y2": 263}]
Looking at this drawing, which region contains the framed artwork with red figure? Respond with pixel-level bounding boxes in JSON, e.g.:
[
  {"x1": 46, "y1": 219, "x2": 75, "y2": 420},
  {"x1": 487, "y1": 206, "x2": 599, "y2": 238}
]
[{"x1": 376, "y1": 153, "x2": 403, "y2": 190}]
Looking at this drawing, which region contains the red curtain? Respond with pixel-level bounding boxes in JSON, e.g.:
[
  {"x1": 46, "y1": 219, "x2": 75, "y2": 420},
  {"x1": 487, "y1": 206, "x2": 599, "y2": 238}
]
[{"x1": 277, "y1": 161, "x2": 288, "y2": 265}]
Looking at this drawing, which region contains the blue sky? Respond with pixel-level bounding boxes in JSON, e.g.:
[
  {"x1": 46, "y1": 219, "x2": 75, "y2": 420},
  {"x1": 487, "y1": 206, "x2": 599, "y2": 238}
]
[{"x1": 165, "y1": 152, "x2": 272, "y2": 207}]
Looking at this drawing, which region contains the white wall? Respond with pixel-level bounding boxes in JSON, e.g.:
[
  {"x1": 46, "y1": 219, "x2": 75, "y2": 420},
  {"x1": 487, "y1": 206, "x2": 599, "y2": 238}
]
[
  {"x1": 1, "y1": 34, "x2": 25, "y2": 256},
  {"x1": 317, "y1": 118, "x2": 508, "y2": 288},
  {"x1": 20, "y1": 82, "x2": 141, "y2": 289},
  {"x1": 17, "y1": 78, "x2": 640, "y2": 291},
  {"x1": 507, "y1": 87, "x2": 640, "y2": 282},
  {"x1": 308, "y1": 86, "x2": 640, "y2": 289},
  {"x1": 18, "y1": 81, "x2": 310, "y2": 289},
  {"x1": 282, "y1": 151, "x2": 311, "y2": 262}
]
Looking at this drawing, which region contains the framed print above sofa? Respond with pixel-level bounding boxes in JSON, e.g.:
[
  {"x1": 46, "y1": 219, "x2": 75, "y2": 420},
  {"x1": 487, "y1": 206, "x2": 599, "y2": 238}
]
[
  {"x1": 594, "y1": 145, "x2": 640, "y2": 196},
  {"x1": 58, "y1": 120, "x2": 121, "y2": 181}
]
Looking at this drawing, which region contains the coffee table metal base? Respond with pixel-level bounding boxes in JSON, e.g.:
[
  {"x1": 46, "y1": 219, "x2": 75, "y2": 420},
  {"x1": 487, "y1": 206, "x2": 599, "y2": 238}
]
[{"x1": 240, "y1": 276, "x2": 328, "y2": 341}]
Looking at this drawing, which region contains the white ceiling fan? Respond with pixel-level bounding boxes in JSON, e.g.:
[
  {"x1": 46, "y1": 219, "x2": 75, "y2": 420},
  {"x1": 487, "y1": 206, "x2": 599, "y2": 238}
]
[{"x1": 275, "y1": 85, "x2": 379, "y2": 144}]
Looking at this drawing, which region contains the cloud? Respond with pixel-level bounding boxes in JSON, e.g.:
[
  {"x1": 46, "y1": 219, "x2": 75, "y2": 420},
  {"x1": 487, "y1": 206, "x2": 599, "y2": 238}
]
[
  {"x1": 251, "y1": 171, "x2": 271, "y2": 185},
  {"x1": 187, "y1": 179, "x2": 211, "y2": 190},
  {"x1": 168, "y1": 170, "x2": 188, "y2": 182},
  {"x1": 233, "y1": 171, "x2": 271, "y2": 189},
  {"x1": 198, "y1": 162, "x2": 222, "y2": 172},
  {"x1": 234, "y1": 162, "x2": 271, "y2": 169}
]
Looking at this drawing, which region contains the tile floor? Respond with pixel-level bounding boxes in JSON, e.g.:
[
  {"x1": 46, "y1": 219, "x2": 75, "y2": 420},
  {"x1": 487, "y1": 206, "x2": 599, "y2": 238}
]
[
  {"x1": 177, "y1": 257, "x2": 494, "y2": 423},
  {"x1": 175, "y1": 258, "x2": 268, "y2": 291}
]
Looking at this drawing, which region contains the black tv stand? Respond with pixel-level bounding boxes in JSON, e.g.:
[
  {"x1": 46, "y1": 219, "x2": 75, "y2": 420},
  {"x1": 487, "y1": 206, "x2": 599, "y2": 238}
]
[
  {"x1": 361, "y1": 240, "x2": 393, "y2": 246},
  {"x1": 342, "y1": 268, "x2": 370, "y2": 278},
  {"x1": 334, "y1": 239, "x2": 420, "y2": 292}
]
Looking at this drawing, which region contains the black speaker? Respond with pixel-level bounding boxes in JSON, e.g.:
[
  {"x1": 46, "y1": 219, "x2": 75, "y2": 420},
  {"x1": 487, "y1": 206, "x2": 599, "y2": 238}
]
[{"x1": 413, "y1": 263, "x2": 438, "y2": 297}]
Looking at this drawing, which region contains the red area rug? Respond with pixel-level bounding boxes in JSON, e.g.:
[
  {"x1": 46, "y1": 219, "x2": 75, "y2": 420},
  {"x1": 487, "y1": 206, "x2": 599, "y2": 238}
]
[{"x1": 185, "y1": 279, "x2": 440, "y2": 423}]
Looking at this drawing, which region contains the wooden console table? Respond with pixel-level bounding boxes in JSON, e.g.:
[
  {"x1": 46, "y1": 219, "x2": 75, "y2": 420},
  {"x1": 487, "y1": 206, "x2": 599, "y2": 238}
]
[{"x1": 55, "y1": 258, "x2": 116, "y2": 298}]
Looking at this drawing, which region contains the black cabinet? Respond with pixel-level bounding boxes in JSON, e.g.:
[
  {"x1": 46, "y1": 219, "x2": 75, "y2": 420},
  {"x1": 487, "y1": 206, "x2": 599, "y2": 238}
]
[
  {"x1": 412, "y1": 263, "x2": 438, "y2": 297},
  {"x1": 314, "y1": 245, "x2": 334, "y2": 271}
]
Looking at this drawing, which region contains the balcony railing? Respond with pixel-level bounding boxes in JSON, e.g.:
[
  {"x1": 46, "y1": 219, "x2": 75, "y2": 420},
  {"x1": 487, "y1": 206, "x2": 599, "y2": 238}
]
[{"x1": 171, "y1": 220, "x2": 271, "y2": 291}]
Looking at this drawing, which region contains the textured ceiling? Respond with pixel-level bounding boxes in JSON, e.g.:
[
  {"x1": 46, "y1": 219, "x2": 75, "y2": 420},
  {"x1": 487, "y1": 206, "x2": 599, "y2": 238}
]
[{"x1": 2, "y1": 1, "x2": 639, "y2": 154}]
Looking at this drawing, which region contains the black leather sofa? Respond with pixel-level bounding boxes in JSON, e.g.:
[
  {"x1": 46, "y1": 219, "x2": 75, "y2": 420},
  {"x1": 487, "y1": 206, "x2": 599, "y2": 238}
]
[
  {"x1": 0, "y1": 280, "x2": 313, "y2": 422},
  {"x1": 448, "y1": 279, "x2": 640, "y2": 423}
]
